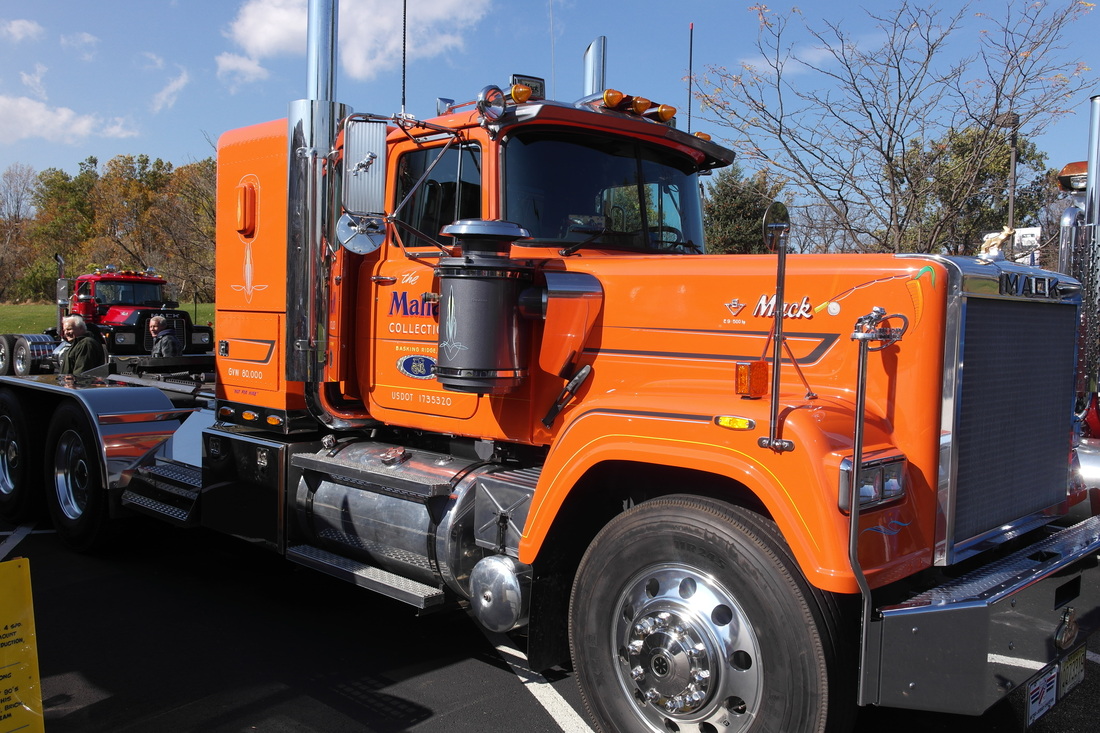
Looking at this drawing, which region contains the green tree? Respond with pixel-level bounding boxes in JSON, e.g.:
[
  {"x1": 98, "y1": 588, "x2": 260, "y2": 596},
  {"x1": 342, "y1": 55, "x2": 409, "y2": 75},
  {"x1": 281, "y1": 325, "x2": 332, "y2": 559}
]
[{"x1": 703, "y1": 164, "x2": 786, "y2": 254}]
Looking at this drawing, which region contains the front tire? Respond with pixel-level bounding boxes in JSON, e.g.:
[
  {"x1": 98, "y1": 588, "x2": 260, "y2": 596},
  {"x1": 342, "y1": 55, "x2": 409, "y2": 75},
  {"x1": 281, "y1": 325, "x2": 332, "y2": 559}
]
[
  {"x1": 569, "y1": 495, "x2": 854, "y2": 733},
  {"x1": 44, "y1": 402, "x2": 110, "y2": 551}
]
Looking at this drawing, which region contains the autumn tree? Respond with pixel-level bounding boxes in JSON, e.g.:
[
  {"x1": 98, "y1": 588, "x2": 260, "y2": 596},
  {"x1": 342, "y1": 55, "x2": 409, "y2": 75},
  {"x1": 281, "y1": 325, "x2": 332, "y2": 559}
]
[
  {"x1": 0, "y1": 163, "x2": 37, "y2": 300},
  {"x1": 148, "y1": 158, "x2": 217, "y2": 302},
  {"x1": 699, "y1": 0, "x2": 1093, "y2": 253},
  {"x1": 703, "y1": 163, "x2": 786, "y2": 254}
]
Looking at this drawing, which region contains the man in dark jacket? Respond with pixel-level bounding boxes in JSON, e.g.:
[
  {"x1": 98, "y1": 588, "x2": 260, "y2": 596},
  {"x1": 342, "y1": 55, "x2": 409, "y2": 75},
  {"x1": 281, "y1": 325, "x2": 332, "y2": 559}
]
[
  {"x1": 60, "y1": 315, "x2": 106, "y2": 375},
  {"x1": 149, "y1": 316, "x2": 183, "y2": 358}
]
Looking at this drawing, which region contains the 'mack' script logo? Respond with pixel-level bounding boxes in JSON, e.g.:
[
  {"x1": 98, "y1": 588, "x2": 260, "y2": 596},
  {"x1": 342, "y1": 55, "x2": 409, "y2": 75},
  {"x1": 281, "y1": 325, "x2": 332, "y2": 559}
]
[
  {"x1": 753, "y1": 294, "x2": 814, "y2": 319},
  {"x1": 388, "y1": 291, "x2": 439, "y2": 317},
  {"x1": 999, "y1": 272, "x2": 1061, "y2": 299}
]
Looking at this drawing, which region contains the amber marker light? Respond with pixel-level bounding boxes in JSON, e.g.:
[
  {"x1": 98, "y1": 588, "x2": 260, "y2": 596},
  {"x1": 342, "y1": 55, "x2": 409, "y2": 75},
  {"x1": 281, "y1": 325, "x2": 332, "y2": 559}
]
[
  {"x1": 735, "y1": 360, "x2": 769, "y2": 398},
  {"x1": 715, "y1": 415, "x2": 756, "y2": 431},
  {"x1": 510, "y1": 84, "x2": 533, "y2": 103},
  {"x1": 266, "y1": 415, "x2": 284, "y2": 427},
  {"x1": 602, "y1": 89, "x2": 625, "y2": 108},
  {"x1": 693, "y1": 131, "x2": 712, "y2": 141},
  {"x1": 631, "y1": 96, "x2": 652, "y2": 115},
  {"x1": 241, "y1": 410, "x2": 259, "y2": 422},
  {"x1": 217, "y1": 406, "x2": 235, "y2": 419},
  {"x1": 644, "y1": 104, "x2": 676, "y2": 122},
  {"x1": 1059, "y1": 160, "x2": 1088, "y2": 192}
]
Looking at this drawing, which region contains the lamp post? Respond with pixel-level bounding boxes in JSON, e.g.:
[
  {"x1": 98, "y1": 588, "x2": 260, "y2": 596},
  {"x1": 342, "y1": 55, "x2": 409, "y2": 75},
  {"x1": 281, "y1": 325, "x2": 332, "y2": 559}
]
[{"x1": 995, "y1": 111, "x2": 1020, "y2": 259}]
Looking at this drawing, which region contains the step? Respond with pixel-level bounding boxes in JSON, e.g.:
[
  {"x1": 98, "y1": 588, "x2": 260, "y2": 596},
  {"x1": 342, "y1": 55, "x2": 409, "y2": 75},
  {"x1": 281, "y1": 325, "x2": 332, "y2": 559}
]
[
  {"x1": 121, "y1": 461, "x2": 201, "y2": 526},
  {"x1": 286, "y1": 544, "x2": 447, "y2": 610}
]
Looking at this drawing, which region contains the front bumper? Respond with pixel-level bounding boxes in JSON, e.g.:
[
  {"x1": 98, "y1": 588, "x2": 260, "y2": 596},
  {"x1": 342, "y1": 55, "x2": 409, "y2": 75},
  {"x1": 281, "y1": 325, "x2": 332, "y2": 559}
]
[{"x1": 866, "y1": 514, "x2": 1100, "y2": 715}]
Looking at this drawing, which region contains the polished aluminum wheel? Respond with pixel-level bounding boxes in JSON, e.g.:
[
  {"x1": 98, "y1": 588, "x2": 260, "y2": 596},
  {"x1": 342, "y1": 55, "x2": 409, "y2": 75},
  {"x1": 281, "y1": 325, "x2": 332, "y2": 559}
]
[
  {"x1": 611, "y1": 563, "x2": 762, "y2": 732},
  {"x1": 52, "y1": 428, "x2": 92, "y2": 520}
]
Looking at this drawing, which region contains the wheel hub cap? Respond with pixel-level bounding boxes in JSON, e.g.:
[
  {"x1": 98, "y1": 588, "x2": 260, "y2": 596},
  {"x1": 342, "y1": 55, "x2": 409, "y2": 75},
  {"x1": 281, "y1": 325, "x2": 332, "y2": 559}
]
[{"x1": 613, "y1": 564, "x2": 762, "y2": 731}]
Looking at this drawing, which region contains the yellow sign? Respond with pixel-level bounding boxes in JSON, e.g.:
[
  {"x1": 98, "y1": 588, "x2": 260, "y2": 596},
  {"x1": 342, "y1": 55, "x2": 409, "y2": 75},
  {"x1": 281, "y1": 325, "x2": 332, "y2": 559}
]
[{"x1": 0, "y1": 558, "x2": 43, "y2": 733}]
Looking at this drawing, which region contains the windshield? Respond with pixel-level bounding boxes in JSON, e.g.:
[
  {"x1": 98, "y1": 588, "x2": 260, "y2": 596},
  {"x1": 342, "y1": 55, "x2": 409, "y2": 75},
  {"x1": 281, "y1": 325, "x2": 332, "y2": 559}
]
[
  {"x1": 503, "y1": 128, "x2": 705, "y2": 253},
  {"x1": 93, "y1": 281, "x2": 166, "y2": 305}
]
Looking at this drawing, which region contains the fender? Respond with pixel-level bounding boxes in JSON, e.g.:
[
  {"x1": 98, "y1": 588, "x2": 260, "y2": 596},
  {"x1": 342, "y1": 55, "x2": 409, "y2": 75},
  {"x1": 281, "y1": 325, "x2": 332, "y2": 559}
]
[
  {"x1": 519, "y1": 399, "x2": 931, "y2": 594},
  {"x1": 0, "y1": 374, "x2": 195, "y2": 491}
]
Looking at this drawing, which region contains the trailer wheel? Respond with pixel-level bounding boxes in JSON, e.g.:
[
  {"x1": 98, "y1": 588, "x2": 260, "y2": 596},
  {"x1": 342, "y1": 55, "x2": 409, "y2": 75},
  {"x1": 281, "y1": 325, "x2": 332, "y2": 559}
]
[
  {"x1": 569, "y1": 495, "x2": 854, "y2": 733},
  {"x1": 44, "y1": 402, "x2": 109, "y2": 551},
  {"x1": 0, "y1": 335, "x2": 14, "y2": 376},
  {"x1": 13, "y1": 336, "x2": 36, "y2": 377},
  {"x1": 0, "y1": 389, "x2": 40, "y2": 523}
]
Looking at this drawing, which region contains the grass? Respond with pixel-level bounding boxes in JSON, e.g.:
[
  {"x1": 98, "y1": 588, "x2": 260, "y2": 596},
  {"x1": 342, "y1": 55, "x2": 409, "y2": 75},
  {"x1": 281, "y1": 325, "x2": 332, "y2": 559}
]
[{"x1": 0, "y1": 303, "x2": 216, "y2": 335}]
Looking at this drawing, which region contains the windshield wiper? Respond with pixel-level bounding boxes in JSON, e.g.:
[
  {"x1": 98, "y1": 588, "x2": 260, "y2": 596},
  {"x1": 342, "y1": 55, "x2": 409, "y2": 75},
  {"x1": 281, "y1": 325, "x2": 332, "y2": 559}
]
[{"x1": 559, "y1": 227, "x2": 610, "y2": 256}]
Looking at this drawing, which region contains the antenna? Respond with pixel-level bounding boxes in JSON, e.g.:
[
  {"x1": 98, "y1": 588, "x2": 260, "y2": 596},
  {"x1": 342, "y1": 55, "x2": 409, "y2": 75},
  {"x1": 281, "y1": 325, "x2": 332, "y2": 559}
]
[
  {"x1": 687, "y1": 22, "x2": 694, "y2": 134},
  {"x1": 549, "y1": 0, "x2": 556, "y2": 99},
  {"x1": 401, "y1": 0, "x2": 407, "y2": 115}
]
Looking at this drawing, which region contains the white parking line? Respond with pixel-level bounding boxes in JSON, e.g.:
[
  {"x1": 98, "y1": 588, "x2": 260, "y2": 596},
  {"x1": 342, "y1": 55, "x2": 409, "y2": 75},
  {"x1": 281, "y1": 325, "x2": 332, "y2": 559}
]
[
  {"x1": 1088, "y1": 650, "x2": 1100, "y2": 666},
  {"x1": 483, "y1": 629, "x2": 594, "y2": 733},
  {"x1": 0, "y1": 523, "x2": 38, "y2": 560}
]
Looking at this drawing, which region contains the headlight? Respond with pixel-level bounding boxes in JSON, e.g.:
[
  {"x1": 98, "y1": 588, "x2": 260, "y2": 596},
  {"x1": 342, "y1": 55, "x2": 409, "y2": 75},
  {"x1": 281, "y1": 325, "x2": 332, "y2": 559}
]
[
  {"x1": 838, "y1": 454, "x2": 907, "y2": 512},
  {"x1": 114, "y1": 332, "x2": 136, "y2": 345},
  {"x1": 192, "y1": 332, "x2": 211, "y2": 345}
]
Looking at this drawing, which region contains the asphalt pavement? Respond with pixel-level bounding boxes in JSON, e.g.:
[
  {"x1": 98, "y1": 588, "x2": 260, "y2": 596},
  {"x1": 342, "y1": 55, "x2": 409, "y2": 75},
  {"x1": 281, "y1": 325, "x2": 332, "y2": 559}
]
[{"x1": 2, "y1": 516, "x2": 1098, "y2": 732}]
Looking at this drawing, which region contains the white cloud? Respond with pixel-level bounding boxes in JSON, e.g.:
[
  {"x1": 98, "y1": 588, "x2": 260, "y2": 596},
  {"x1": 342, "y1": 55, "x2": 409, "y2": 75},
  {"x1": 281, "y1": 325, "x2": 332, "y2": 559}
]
[
  {"x1": 100, "y1": 117, "x2": 139, "y2": 139},
  {"x1": 151, "y1": 68, "x2": 190, "y2": 113},
  {"x1": 1, "y1": 19, "x2": 44, "y2": 43},
  {"x1": 0, "y1": 95, "x2": 99, "y2": 143},
  {"x1": 226, "y1": 0, "x2": 305, "y2": 59},
  {"x1": 216, "y1": 52, "x2": 270, "y2": 91},
  {"x1": 340, "y1": 0, "x2": 491, "y2": 81},
  {"x1": 20, "y1": 63, "x2": 47, "y2": 101},
  {"x1": 219, "y1": 0, "x2": 492, "y2": 88},
  {"x1": 61, "y1": 31, "x2": 99, "y2": 62},
  {"x1": 142, "y1": 52, "x2": 165, "y2": 70}
]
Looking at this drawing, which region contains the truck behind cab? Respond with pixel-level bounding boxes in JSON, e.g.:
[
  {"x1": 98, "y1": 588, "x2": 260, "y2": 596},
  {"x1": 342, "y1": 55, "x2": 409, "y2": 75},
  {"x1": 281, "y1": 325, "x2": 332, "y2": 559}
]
[{"x1": 0, "y1": 263, "x2": 213, "y2": 376}]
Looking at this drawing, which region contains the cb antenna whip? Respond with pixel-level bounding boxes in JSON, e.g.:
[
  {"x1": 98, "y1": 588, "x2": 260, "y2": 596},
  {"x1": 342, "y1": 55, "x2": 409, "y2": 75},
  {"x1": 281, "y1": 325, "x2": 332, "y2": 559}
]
[{"x1": 687, "y1": 22, "x2": 694, "y2": 134}]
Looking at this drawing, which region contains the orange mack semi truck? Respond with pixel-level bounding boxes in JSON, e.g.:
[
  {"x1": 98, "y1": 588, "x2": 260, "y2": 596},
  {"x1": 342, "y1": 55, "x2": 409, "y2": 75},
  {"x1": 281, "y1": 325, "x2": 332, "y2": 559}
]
[{"x1": 1, "y1": 3, "x2": 1099, "y2": 731}]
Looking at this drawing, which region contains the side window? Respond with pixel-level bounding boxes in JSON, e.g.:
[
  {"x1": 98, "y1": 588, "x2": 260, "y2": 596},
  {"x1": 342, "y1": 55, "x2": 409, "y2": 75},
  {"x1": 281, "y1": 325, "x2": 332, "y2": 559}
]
[{"x1": 393, "y1": 144, "x2": 482, "y2": 247}]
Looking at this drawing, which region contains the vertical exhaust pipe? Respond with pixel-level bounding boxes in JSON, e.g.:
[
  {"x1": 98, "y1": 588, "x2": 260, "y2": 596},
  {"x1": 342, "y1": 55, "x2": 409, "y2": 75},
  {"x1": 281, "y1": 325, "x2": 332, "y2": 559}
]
[
  {"x1": 583, "y1": 37, "x2": 606, "y2": 97},
  {"x1": 286, "y1": 0, "x2": 349, "y2": 384}
]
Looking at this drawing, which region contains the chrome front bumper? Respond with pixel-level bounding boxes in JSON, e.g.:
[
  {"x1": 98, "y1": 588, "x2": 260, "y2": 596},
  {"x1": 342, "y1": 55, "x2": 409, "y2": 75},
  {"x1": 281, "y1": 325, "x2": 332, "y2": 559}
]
[{"x1": 865, "y1": 514, "x2": 1100, "y2": 715}]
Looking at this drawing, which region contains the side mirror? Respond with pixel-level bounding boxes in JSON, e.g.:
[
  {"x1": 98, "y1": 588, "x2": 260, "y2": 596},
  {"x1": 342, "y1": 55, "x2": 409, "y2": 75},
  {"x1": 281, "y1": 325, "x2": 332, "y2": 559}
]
[
  {"x1": 762, "y1": 201, "x2": 790, "y2": 252},
  {"x1": 340, "y1": 116, "x2": 389, "y2": 254},
  {"x1": 342, "y1": 117, "x2": 388, "y2": 217}
]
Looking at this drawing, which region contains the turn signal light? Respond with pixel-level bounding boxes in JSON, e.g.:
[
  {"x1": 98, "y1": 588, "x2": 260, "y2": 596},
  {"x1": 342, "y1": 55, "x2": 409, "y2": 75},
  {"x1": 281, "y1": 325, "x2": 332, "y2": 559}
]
[
  {"x1": 735, "y1": 361, "x2": 768, "y2": 398},
  {"x1": 1059, "y1": 161, "x2": 1088, "y2": 192}
]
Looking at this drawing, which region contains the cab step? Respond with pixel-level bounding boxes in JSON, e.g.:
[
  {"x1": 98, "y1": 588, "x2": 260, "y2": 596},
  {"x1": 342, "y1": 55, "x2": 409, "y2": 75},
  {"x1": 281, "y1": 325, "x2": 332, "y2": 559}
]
[
  {"x1": 121, "y1": 461, "x2": 202, "y2": 527},
  {"x1": 286, "y1": 543, "x2": 447, "y2": 610}
]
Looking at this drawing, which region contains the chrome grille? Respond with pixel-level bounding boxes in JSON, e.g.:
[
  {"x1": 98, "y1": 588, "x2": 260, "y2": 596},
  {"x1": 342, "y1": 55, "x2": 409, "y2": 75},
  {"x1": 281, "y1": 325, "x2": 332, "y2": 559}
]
[
  {"x1": 950, "y1": 297, "x2": 1077, "y2": 550},
  {"x1": 142, "y1": 315, "x2": 187, "y2": 351}
]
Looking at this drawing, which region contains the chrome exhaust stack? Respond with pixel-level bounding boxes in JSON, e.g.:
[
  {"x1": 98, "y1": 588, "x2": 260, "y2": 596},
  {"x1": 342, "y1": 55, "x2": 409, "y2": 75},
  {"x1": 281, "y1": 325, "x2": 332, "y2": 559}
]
[{"x1": 286, "y1": 0, "x2": 349, "y2": 384}]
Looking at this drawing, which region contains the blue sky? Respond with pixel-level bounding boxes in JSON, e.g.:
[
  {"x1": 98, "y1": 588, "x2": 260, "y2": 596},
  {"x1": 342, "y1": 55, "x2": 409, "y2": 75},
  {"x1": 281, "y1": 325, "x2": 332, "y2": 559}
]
[{"x1": 0, "y1": 0, "x2": 1097, "y2": 181}]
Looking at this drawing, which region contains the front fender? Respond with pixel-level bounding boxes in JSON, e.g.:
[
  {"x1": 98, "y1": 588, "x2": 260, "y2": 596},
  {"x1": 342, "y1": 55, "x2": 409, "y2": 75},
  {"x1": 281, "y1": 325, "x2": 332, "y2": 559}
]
[{"x1": 519, "y1": 399, "x2": 931, "y2": 594}]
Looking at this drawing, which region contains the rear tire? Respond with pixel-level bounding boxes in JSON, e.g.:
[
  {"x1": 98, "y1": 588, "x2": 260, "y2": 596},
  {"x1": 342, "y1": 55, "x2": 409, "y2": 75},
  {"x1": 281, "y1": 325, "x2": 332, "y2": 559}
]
[
  {"x1": 569, "y1": 495, "x2": 856, "y2": 733},
  {"x1": 0, "y1": 388, "x2": 41, "y2": 523},
  {"x1": 13, "y1": 336, "x2": 35, "y2": 377},
  {"x1": 0, "y1": 335, "x2": 15, "y2": 376},
  {"x1": 44, "y1": 402, "x2": 110, "y2": 551}
]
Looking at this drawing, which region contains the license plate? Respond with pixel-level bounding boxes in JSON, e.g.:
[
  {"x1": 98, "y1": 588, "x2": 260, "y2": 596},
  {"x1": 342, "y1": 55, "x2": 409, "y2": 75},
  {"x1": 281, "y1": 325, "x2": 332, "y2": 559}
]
[
  {"x1": 1026, "y1": 645, "x2": 1087, "y2": 727},
  {"x1": 1059, "y1": 645, "x2": 1087, "y2": 699}
]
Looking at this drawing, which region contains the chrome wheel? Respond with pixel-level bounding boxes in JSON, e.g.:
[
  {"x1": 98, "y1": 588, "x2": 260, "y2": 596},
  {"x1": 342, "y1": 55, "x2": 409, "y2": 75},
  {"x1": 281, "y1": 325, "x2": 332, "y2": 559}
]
[
  {"x1": 613, "y1": 564, "x2": 762, "y2": 730},
  {"x1": 52, "y1": 428, "x2": 92, "y2": 520},
  {"x1": 0, "y1": 415, "x2": 19, "y2": 497}
]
